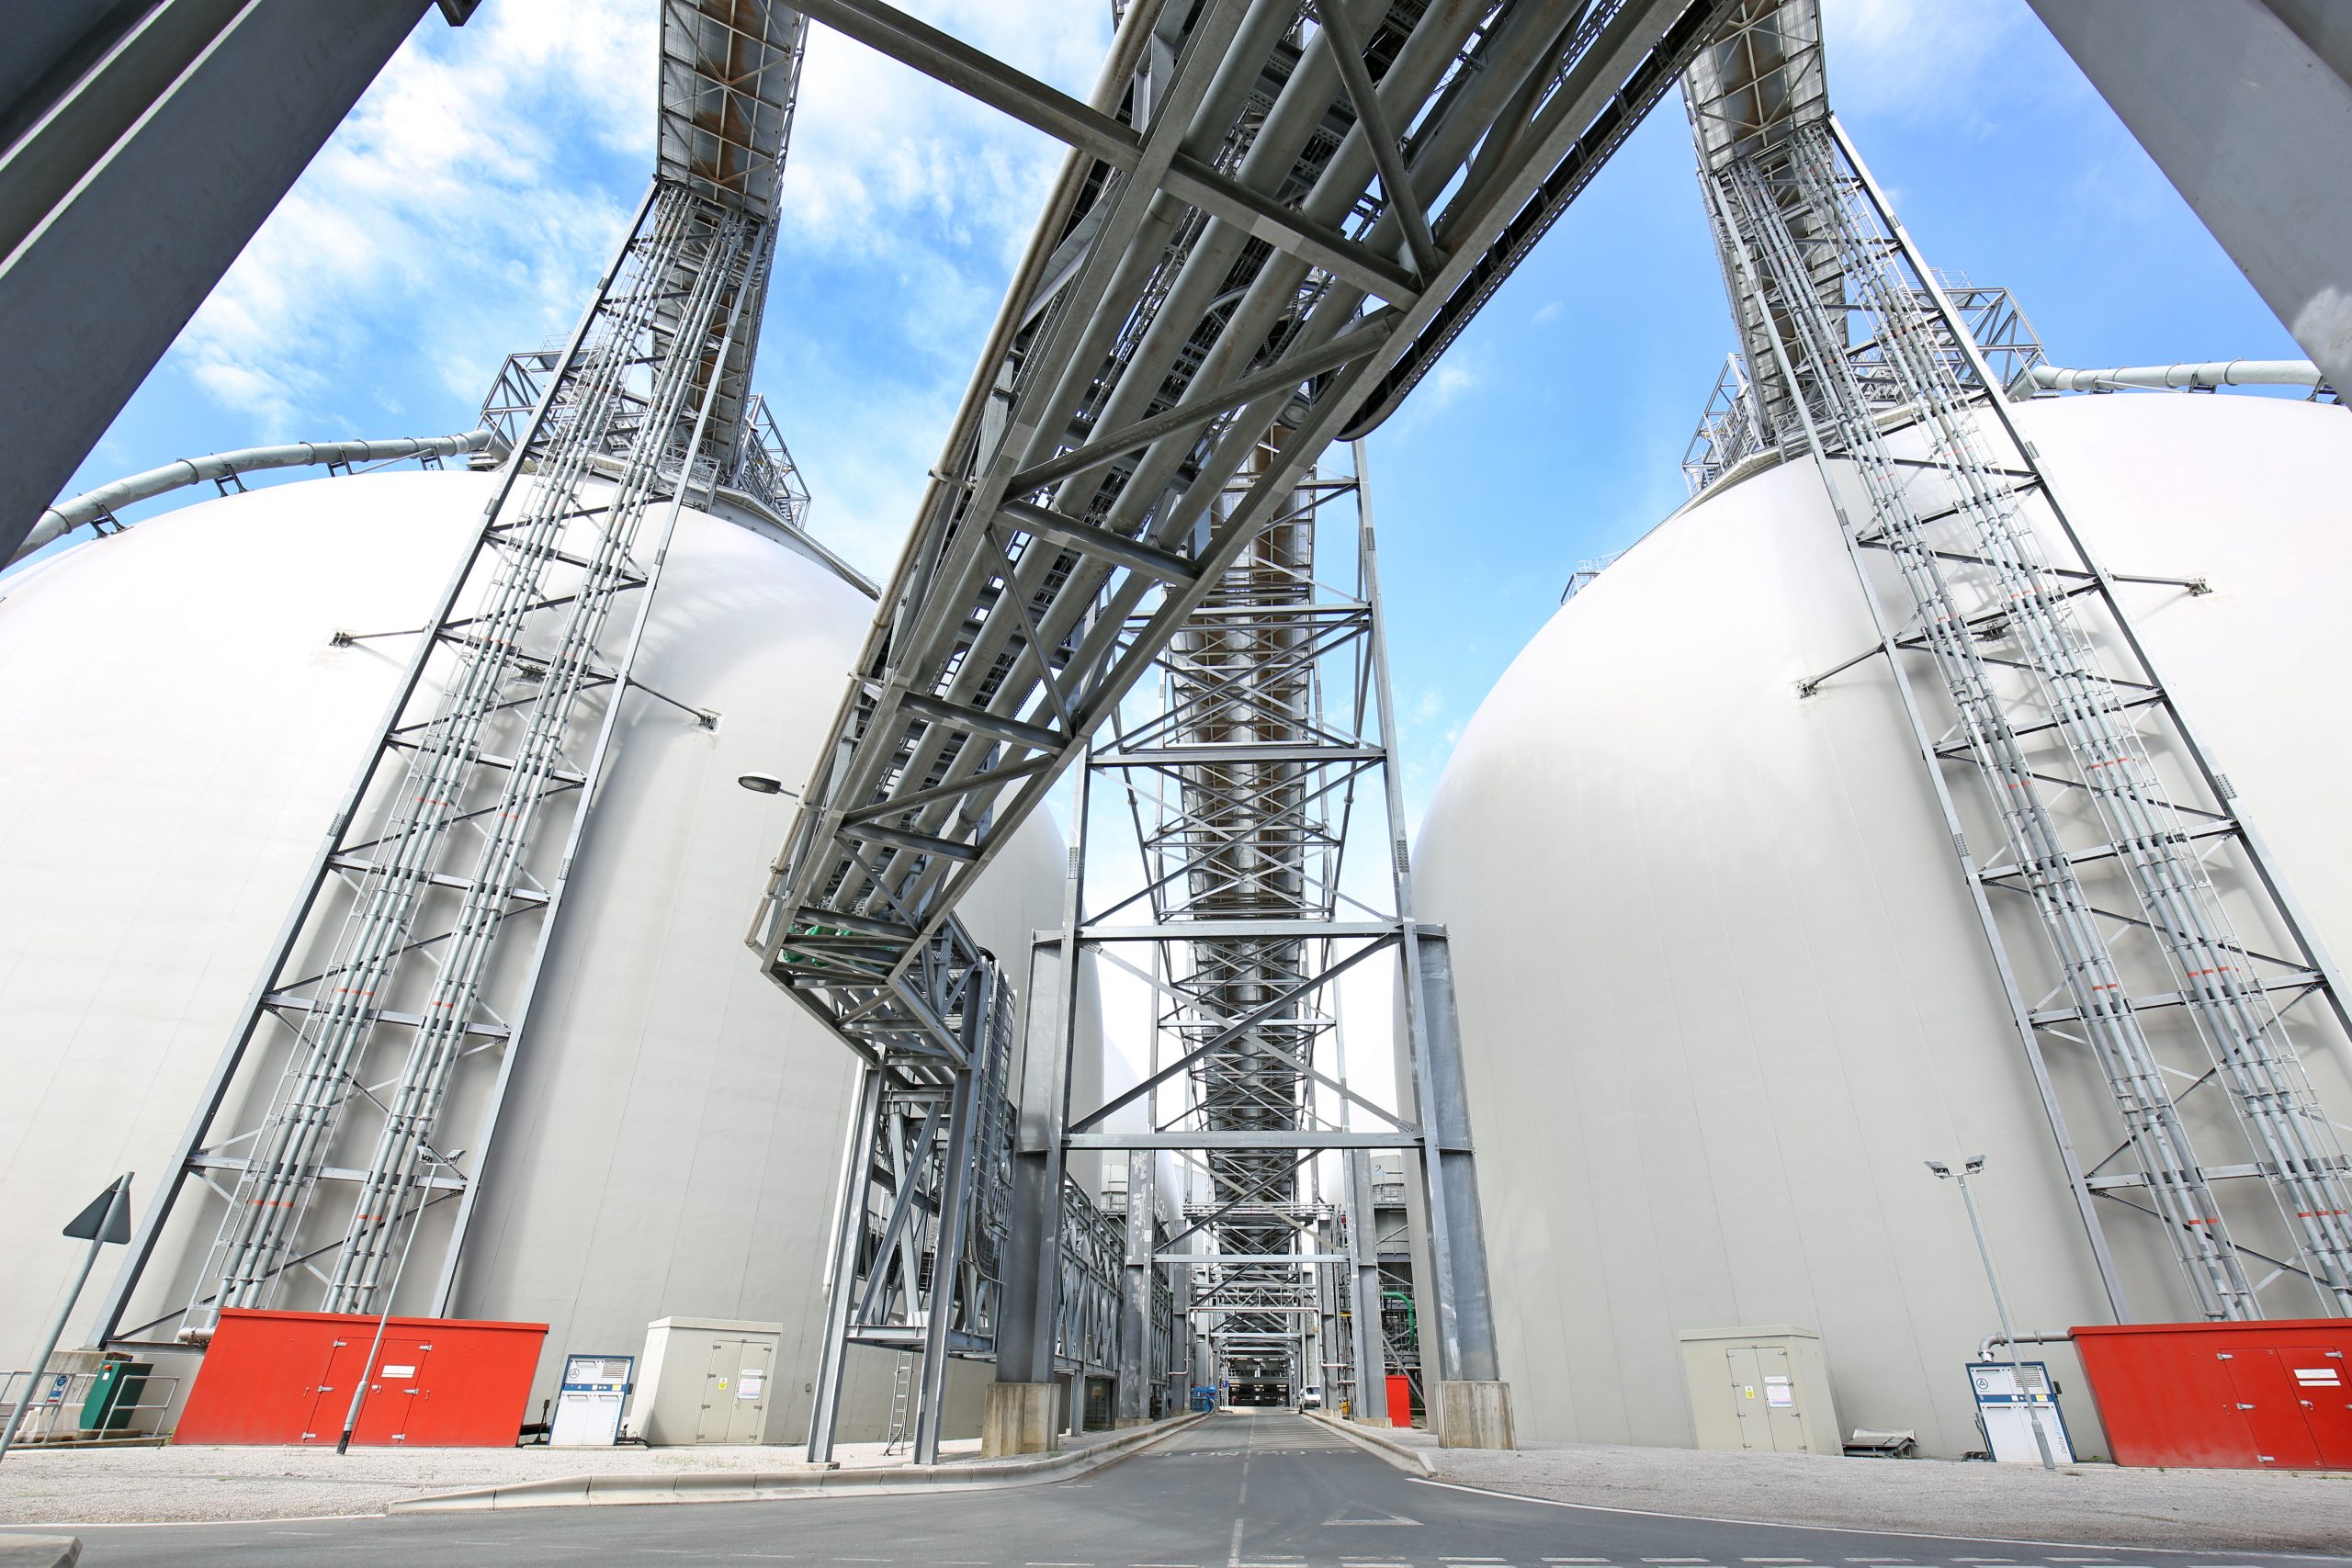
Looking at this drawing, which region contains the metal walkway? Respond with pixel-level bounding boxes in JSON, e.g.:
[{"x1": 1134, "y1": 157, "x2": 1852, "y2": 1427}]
[
  {"x1": 1038, "y1": 442, "x2": 1438, "y2": 1423},
  {"x1": 748, "y1": 0, "x2": 1739, "y2": 1433}
]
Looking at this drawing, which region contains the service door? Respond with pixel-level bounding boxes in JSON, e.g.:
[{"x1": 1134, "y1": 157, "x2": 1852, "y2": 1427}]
[
  {"x1": 2282, "y1": 1347, "x2": 2351, "y2": 1469},
  {"x1": 2221, "y1": 1348, "x2": 2323, "y2": 1469},
  {"x1": 1723, "y1": 1347, "x2": 1768, "y2": 1450},
  {"x1": 300, "y1": 1337, "x2": 369, "y2": 1444},
  {"x1": 300, "y1": 1337, "x2": 428, "y2": 1446},
  {"x1": 724, "y1": 1339, "x2": 774, "y2": 1444},
  {"x1": 356, "y1": 1337, "x2": 431, "y2": 1445}
]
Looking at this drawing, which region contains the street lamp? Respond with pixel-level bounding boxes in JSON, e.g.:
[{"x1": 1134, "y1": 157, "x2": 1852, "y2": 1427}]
[
  {"x1": 1928, "y1": 1154, "x2": 2055, "y2": 1470},
  {"x1": 736, "y1": 773, "x2": 797, "y2": 795}
]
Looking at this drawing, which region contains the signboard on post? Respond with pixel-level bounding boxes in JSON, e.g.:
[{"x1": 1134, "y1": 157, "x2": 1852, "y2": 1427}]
[{"x1": 1968, "y1": 1359, "x2": 2075, "y2": 1463}]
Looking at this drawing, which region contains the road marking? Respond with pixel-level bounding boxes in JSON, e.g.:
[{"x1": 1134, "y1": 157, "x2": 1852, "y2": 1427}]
[
  {"x1": 1326, "y1": 1518, "x2": 1423, "y2": 1527},
  {"x1": 1227, "y1": 1517, "x2": 1246, "y2": 1568},
  {"x1": 1745, "y1": 1559, "x2": 1815, "y2": 1562}
]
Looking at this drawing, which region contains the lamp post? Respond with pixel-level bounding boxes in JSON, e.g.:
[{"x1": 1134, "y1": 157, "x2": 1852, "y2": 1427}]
[
  {"x1": 337, "y1": 1150, "x2": 452, "y2": 1455},
  {"x1": 1928, "y1": 1155, "x2": 2055, "y2": 1471}
]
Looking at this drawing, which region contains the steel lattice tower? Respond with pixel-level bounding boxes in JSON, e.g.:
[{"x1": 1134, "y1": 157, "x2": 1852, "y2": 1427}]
[
  {"x1": 95, "y1": 5, "x2": 816, "y2": 1347},
  {"x1": 1691, "y1": 21, "x2": 2352, "y2": 1318}
]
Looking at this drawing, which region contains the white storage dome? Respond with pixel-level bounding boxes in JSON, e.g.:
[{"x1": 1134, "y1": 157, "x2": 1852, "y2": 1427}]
[
  {"x1": 1414, "y1": 393, "x2": 2352, "y2": 1457},
  {"x1": 0, "y1": 468, "x2": 1074, "y2": 1437}
]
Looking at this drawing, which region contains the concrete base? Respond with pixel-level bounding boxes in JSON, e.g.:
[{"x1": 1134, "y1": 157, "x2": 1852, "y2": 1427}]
[
  {"x1": 1434, "y1": 1381, "x2": 1515, "y2": 1450},
  {"x1": 982, "y1": 1382, "x2": 1058, "y2": 1457},
  {"x1": 0, "y1": 1536, "x2": 81, "y2": 1568}
]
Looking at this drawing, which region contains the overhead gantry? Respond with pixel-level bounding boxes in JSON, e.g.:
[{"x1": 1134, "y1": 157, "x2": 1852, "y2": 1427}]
[{"x1": 749, "y1": 0, "x2": 1747, "y2": 1451}]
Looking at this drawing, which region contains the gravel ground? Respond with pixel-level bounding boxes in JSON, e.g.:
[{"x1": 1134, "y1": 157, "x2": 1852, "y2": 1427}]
[
  {"x1": 0, "y1": 1434, "x2": 1012, "y2": 1527},
  {"x1": 1377, "y1": 1427, "x2": 2352, "y2": 1555}
]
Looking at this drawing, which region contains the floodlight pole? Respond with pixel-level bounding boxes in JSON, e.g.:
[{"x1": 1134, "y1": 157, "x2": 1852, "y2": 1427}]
[{"x1": 1931, "y1": 1156, "x2": 2055, "y2": 1471}]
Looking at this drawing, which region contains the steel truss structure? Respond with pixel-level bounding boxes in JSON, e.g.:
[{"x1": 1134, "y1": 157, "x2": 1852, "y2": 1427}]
[
  {"x1": 749, "y1": 0, "x2": 1739, "y2": 1431},
  {"x1": 1028, "y1": 444, "x2": 1493, "y2": 1425},
  {"x1": 806, "y1": 953, "x2": 1016, "y2": 1464},
  {"x1": 1701, "y1": 104, "x2": 2352, "y2": 1319},
  {"x1": 95, "y1": 3, "x2": 814, "y2": 1347}
]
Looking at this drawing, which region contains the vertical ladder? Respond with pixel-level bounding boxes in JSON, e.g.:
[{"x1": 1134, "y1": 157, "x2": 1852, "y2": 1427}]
[
  {"x1": 885, "y1": 1356, "x2": 913, "y2": 1454},
  {"x1": 1705, "y1": 114, "x2": 2352, "y2": 1317}
]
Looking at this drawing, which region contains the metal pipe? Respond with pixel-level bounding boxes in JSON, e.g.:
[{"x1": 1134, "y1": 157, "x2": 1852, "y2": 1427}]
[
  {"x1": 1979, "y1": 1328, "x2": 2074, "y2": 1362},
  {"x1": 2028, "y1": 359, "x2": 2324, "y2": 393},
  {"x1": 14, "y1": 429, "x2": 499, "y2": 565}
]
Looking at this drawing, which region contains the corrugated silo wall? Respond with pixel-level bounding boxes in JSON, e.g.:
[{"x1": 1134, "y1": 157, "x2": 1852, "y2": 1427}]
[{"x1": 1412, "y1": 394, "x2": 2352, "y2": 1458}]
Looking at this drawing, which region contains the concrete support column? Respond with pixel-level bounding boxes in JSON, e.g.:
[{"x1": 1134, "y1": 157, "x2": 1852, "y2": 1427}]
[
  {"x1": 982, "y1": 1382, "x2": 1057, "y2": 1457},
  {"x1": 1435, "y1": 1380, "x2": 1516, "y2": 1450},
  {"x1": 2027, "y1": 0, "x2": 2352, "y2": 392},
  {"x1": 1406, "y1": 937, "x2": 1513, "y2": 1447},
  {"x1": 0, "y1": 0, "x2": 453, "y2": 562}
]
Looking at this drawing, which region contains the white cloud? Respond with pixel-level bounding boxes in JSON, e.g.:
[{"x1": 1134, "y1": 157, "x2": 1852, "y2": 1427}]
[
  {"x1": 1820, "y1": 0, "x2": 2038, "y2": 129},
  {"x1": 172, "y1": 0, "x2": 650, "y2": 436},
  {"x1": 160, "y1": 0, "x2": 1106, "y2": 585}
]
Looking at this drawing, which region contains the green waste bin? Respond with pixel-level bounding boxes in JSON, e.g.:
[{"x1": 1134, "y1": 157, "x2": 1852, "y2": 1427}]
[{"x1": 78, "y1": 1359, "x2": 150, "y2": 1434}]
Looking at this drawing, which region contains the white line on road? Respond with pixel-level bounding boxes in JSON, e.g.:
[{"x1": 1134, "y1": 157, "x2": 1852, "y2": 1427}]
[{"x1": 1228, "y1": 1517, "x2": 1246, "y2": 1568}]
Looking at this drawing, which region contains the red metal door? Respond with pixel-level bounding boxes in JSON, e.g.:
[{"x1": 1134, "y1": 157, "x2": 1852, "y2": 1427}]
[
  {"x1": 2278, "y1": 1346, "x2": 2352, "y2": 1468},
  {"x1": 357, "y1": 1337, "x2": 430, "y2": 1444},
  {"x1": 2220, "y1": 1349, "x2": 2322, "y2": 1469},
  {"x1": 300, "y1": 1336, "x2": 369, "y2": 1444},
  {"x1": 299, "y1": 1336, "x2": 429, "y2": 1445}
]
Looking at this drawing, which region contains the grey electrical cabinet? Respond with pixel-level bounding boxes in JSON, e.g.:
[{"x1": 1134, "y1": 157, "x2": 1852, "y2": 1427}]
[
  {"x1": 627, "y1": 1316, "x2": 783, "y2": 1445},
  {"x1": 1678, "y1": 1325, "x2": 1841, "y2": 1455}
]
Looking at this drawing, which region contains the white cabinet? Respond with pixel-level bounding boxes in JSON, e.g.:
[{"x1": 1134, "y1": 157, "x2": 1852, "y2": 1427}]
[{"x1": 1678, "y1": 1325, "x2": 1842, "y2": 1455}]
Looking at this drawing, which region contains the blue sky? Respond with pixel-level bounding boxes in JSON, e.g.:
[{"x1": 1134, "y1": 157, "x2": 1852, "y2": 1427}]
[{"x1": 46, "y1": 0, "x2": 2308, "y2": 821}]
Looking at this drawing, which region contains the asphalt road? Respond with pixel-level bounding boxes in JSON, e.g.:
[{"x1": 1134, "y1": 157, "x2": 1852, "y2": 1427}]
[{"x1": 68, "y1": 1412, "x2": 2352, "y2": 1568}]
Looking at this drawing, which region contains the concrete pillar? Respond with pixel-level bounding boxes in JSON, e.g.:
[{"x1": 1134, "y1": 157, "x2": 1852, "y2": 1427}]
[
  {"x1": 1435, "y1": 1380, "x2": 1515, "y2": 1450},
  {"x1": 0, "y1": 0, "x2": 452, "y2": 563},
  {"x1": 982, "y1": 1381, "x2": 1057, "y2": 1456},
  {"x1": 2026, "y1": 0, "x2": 2352, "y2": 393}
]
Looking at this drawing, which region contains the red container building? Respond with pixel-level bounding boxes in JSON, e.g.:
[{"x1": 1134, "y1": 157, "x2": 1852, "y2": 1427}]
[
  {"x1": 2074, "y1": 1319, "x2": 2352, "y2": 1470},
  {"x1": 173, "y1": 1309, "x2": 547, "y2": 1447}
]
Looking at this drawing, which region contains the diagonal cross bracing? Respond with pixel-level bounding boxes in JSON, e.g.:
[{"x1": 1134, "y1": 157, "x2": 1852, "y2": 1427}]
[
  {"x1": 1702, "y1": 107, "x2": 2352, "y2": 1319},
  {"x1": 96, "y1": 13, "x2": 815, "y2": 1347},
  {"x1": 749, "y1": 0, "x2": 1738, "y2": 1082}
]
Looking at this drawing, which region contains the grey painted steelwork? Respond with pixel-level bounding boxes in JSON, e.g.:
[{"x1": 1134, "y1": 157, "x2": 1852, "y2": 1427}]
[
  {"x1": 806, "y1": 957, "x2": 1017, "y2": 1465},
  {"x1": 2025, "y1": 0, "x2": 2352, "y2": 397},
  {"x1": 0, "y1": 0, "x2": 462, "y2": 567},
  {"x1": 747, "y1": 0, "x2": 1740, "y2": 1078},
  {"x1": 748, "y1": 0, "x2": 1739, "y2": 1446},
  {"x1": 13, "y1": 431, "x2": 498, "y2": 566},
  {"x1": 90, "y1": 10, "x2": 816, "y2": 1346},
  {"x1": 1683, "y1": 278, "x2": 2050, "y2": 496},
  {"x1": 1702, "y1": 105, "x2": 2352, "y2": 1318},
  {"x1": 1018, "y1": 442, "x2": 1498, "y2": 1425}
]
